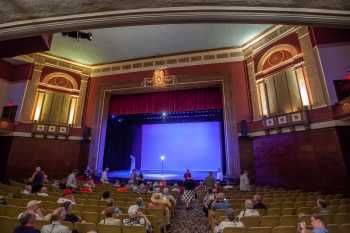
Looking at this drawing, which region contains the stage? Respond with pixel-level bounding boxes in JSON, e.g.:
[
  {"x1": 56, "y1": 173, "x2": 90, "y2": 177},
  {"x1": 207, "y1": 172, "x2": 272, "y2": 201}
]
[{"x1": 108, "y1": 170, "x2": 220, "y2": 181}]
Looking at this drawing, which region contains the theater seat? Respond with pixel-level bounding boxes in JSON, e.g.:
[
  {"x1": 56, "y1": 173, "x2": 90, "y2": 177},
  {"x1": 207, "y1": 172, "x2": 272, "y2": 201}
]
[
  {"x1": 272, "y1": 226, "x2": 297, "y2": 233},
  {"x1": 122, "y1": 225, "x2": 147, "y2": 233},
  {"x1": 327, "y1": 224, "x2": 339, "y2": 233},
  {"x1": 333, "y1": 214, "x2": 350, "y2": 225},
  {"x1": 267, "y1": 208, "x2": 281, "y2": 216},
  {"x1": 279, "y1": 215, "x2": 298, "y2": 226},
  {"x1": 223, "y1": 227, "x2": 247, "y2": 233},
  {"x1": 81, "y1": 211, "x2": 99, "y2": 223},
  {"x1": 339, "y1": 223, "x2": 350, "y2": 233},
  {"x1": 97, "y1": 223, "x2": 122, "y2": 233},
  {"x1": 0, "y1": 216, "x2": 18, "y2": 233},
  {"x1": 260, "y1": 216, "x2": 280, "y2": 227},
  {"x1": 241, "y1": 216, "x2": 261, "y2": 227},
  {"x1": 75, "y1": 222, "x2": 97, "y2": 232},
  {"x1": 247, "y1": 227, "x2": 272, "y2": 233}
]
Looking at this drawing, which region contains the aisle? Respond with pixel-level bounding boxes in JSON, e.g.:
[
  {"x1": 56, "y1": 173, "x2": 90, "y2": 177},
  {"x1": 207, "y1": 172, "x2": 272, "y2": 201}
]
[{"x1": 168, "y1": 200, "x2": 210, "y2": 233}]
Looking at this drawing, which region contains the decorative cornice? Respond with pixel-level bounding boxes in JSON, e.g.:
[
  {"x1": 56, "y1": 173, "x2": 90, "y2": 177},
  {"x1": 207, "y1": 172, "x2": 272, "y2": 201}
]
[{"x1": 90, "y1": 48, "x2": 244, "y2": 77}]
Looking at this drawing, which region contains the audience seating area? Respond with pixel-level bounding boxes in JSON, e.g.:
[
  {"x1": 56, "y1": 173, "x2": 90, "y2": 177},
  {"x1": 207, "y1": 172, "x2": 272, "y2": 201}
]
[
  {"x1": 0, "y1": 181, "x2": 350, "y2": 233},
  {"x1": 0, "y1": 181, "x2": 170, "y2": 233},
  {"x1": 198, "y1": 187, "x2": 350, "y2": 233}
]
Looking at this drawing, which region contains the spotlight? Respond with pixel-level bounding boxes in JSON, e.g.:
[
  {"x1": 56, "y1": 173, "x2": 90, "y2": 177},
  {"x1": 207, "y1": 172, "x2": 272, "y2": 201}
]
[
  {"x1": 161, "y1": 112, "x2": 167, "y2": 117},
  {"x1": 111, "y1": 115, "x2": 116, "y2": 119},
  {"x1": 62, "y1": 31, "x2": 93, "y2": 41},
  {"x1": 160, "y1": 155, "x2": 165, "y2": 161}
]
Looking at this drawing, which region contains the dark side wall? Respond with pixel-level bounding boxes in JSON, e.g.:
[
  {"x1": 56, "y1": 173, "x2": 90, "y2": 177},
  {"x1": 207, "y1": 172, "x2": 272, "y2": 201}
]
[
  {"x1": 252, "y1": 127, "x2": 349, "y2": 193},
  {"x1": 5, "y1": 137, "x2": 89, "y2": 179}
]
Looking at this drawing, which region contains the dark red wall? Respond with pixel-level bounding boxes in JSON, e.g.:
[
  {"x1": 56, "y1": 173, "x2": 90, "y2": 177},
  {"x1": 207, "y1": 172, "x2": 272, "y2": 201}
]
[
  {"x1": 253, "y1": 128, "x2": 348, "y2": 193},
  {"x1": 0, "y1": 60, "x2": 33, "y2": 81},
  {"x1": 309, "y1": 27, "x2": 350, "y2": 47},
  {"x1": 6, "y1": 137, "x2": 89, "y2": 178},
  {"x1": 86, "y1": 61, "x2": 251, "y2": 127}
]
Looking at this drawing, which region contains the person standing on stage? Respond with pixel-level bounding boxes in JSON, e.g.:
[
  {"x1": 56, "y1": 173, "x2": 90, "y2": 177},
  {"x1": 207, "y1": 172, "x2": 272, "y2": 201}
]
[
  {"x1": 30, "y1": 167, "x2": 45, "y2": 193},
  {"x1": 184, "y1": 169, "x2": 192, "y2": 180},
  {"x1": 130, "y1": 155, "x2": 136, "y2": 174},
  {"x1": 239, "y1": 170, "x2": 250, "y2": 191},
  {"x1": 130, "y1": 169, "x2": 138, "y2": 184},
  {"x1": 101, "y1": 168, "x2": 110, "y2": 184},
  {"x1": 137, "y1": 170, "x2": 144, "y2": 185},
  {"x1": 66, "y1": 169, "x2": 79, "y2": 190}
]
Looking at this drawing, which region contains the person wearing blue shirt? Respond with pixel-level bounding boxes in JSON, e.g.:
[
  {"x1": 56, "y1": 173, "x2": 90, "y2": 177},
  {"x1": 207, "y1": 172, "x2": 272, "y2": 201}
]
[{"x1": 299, "y1": 214, "x2": 328, "y2": 233}]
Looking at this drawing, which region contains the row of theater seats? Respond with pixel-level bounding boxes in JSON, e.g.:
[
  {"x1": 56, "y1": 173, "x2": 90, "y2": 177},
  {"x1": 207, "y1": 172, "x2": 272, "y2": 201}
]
[{"x1": 197, "y1": 188, "x2": 350, "y2": 233}]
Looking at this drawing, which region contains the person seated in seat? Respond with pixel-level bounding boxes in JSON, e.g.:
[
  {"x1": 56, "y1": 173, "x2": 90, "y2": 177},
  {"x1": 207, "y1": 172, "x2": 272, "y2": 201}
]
[
  {"x1": 99, "y1": 207, "x2": 121, "y2": 225},
  {"x1": 215, "y1": 208, "x2": 244, "y2": 233},
  {"x1": 18, "y1": 200, "x2": 44, "y2": 220},
  {"x1": 116, "y1": 183, "x2": 128, "y2": 193},
  {"x1": 41, "y1": 207, "x2": 71, "y2": 233},
  {"x1": 299, "y1": 214, "x2": 328, "y2": 233},
  {"x1": 57, "y1": 189, "x2": 76, "y2": 205},
  {"x1": 238, "y1": 199, "x2": 260, "y2": 219},
  {"x1": 61, "y1": 201, "x2": 81, "y2": 223},
  {"x1": 136, "y1": 197, "x2": 145, "y2": 209},
  {"x1": 101, "y1": 199, "x2": 122, "y2": 217},
  {"x1": 316, "y1": 199, "x2": 329, "y2": 215},
  {"x1": 37, "y1": 187, "x2": 49, "y2": 197},
  {"x1": 123, "y1": 205, "x2": 152, "y2": 233},
  {"x1": 14, "y1": 212, "x2": 41, "y2": 233},
  {"x1": 239, "y1": 170, "x2": 250, "y2": 191},
  {"x1": 253, "y1": 194, "x2": 267, "y2": 209},
  {"x1": 163, "y1": 188, "x2": 176, "y2": 207},
  {"x1": 22, "y1": 185, "x2": 32, "y2": 195},
  {"x1": 101, "y1": 191, "x2": 113, "y2": 203},
  {"x1": 203, "y1": 189, "x2": 216, "y2": 216},
  {"x1": 148, "y1": 192, "x2": 171, "y2": 225},
  {"x1": 66, "y1": 169, "x2": 79, "y2": 190},
  {"x1": 211, "y1": 193, "x2": 230, "y2": 210}
]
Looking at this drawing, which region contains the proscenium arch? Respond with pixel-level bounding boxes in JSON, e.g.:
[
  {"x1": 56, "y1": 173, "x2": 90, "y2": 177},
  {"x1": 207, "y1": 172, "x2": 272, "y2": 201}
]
[{"x1": 1, "y1": 4, "x2": 350, "y2": 41}]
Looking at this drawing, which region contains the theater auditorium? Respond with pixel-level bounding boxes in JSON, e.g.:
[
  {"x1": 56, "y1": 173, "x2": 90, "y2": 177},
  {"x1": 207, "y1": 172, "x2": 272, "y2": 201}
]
[{"x1": 0, "y1": 1, "x2": 350, "y2": 233}]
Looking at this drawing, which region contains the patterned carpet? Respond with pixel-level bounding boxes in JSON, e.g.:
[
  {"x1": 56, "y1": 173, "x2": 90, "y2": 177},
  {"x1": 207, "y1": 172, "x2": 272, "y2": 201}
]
[{"x1": 168, "y1": 200, "x2": 210, "y2": 233}]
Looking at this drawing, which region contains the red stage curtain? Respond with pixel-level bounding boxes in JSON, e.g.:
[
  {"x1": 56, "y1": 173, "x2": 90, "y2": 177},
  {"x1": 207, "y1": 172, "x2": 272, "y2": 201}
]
[{"x1": 109, "y1": 87, "x2": 222, "y2": 115}]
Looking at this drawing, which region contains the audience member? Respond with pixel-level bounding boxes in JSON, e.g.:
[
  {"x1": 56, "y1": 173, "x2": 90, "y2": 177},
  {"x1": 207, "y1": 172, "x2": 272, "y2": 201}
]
[
  {"x1": 14, "y1": 212, "x2": 40, "y2": 233},
  {"x1": 105, "y1": 199, "x2": 122, "y2": 216},
  {"x1": 22, "y1": 185, "x2": 32, "y2": 195},
  {"x1": 18, "y1": 200, "x2": 43, "y2": 220},
  {"x1": 66, "y1": 169, "x2": 79, "y2": 189},
  {"x1": 204, "y1": 171, "x2": 216, "y2": 190},
  {"x1": 136, "y1": 197, "x2": 145, "y2": 209},
  {"x1": 99, "y1": 207, "x2": 121, "y2": 225},
  {"x1": 215, "y1": 208, "x2": 244, "y2": 233},
  {"x1": 240, "y1": 170, "x2": 250, "y2": 191},
  {"x1": 137, "y1": 170, "x2": 144, "y2": 184},
  {"x1": 130, "y1": 169, "x2": 138, "y2": 184},
  {"x1": 223, "y1": 181, "x2": 234, "y2": 190},
  {"x1": 203, "y1": 189, "x2": 216, "y2": 216},
  {"x1": 238, "y1": 199, "x2": 260, "y2": 218},
  {"x1": 211, "y1": 193, "x2": 230, "y2": 210},
  {"x1": 61, "y1": 201, "x2": 81, "y2": 223},
  {"x1": 299, "y1": 214, "x2": 328, "y2": 233},
  {"x1": 124, "y1": 205, "x2": 152, "y2": 233},
  {"x1": 163, "y1": 188, "x2": 176, "y2": 206},
  {"x1": 116, "y1": 183, "x2": 128, "y2": 192},
  {"x1": 317, "y1": 199, "x2": 329, "y2": 215},
  {"x1": 216, "y1": 168, "x2": 223, "y2": 181},
  {"x1": 41, "y1": 208, "x2": 71, "y2": 233},
  {"x1": 149, "y1": 193, "x2": 171, "y2": 224},
  {"x1": 37, "y1": 187, "x2": 49, "y2": 197},
  {"x1": 101, "y1": 167, "x2": 110, "y2": 184},
  {"x1": 101, "y1": 191, "x2": 113, "y2": 203},
  {"x1": 253, "y1": 194, "x2": 267, "y2": 209},
  {"x1": 57, "y1": 189, "x2": 76, "y2": 205},
  {"x1": 182, "y1": 178, "x2": 195, "y2": 210},
  {"x1": 184, "y1": 169, "x2": 192, "y2": 180},
  {"x1": 30, "y1": 167, "x2": 45, "y2": 193}
]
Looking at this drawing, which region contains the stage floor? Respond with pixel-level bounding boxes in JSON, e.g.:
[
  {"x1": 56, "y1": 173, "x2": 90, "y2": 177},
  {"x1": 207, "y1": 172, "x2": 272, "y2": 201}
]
[{"x1": 109, "y1": 170, "x2": 217, "y2": 181}]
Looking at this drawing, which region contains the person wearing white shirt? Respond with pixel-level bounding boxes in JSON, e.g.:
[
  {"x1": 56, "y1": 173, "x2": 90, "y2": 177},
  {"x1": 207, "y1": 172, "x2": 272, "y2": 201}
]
[
  {"x1": 57, "y1": 190, "x2": 76, "y2": 205},
  {"x1": 18, "y1": 200, "x2": 44, "y2": 220},
  {"x1": 101, "y1": 168, "x2": 110, "y2": 184},
  {"x1": 239, "y1": 170, "x2": 250, "y2": 191},
  {"x1": 215, "y1": 208, "x2": 244, "y2": 233},
  {"x1": 216, "y1": 168, "x2": 223, "y2": 181},
  {"x1": 238, "y1": 200, "x2": 260, "y2": 219},
  {"x1": 41, "y1": 207, "x2": 71, "y2": 233},
  {"x1": 99, "y1": 207, "x2": 121, "y2": 225},
  {"x1": 66, "y1": 169, "x2": 78, "y2": 189},
  {"x1": 37, "y1": 187, "x2": 49, "y2": 197},
  {"x1": 22, "y1": 185, "x2": 32, "y2": 195}
]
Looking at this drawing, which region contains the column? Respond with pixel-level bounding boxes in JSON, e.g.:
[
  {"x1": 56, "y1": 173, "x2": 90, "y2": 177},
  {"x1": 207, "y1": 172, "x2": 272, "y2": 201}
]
[
  {"x1": 297, "y1": 26, "x2": 329, "y2": 107},
  {"x1": 75, "y1": 75, "x2": 89, "y2": 127},
  {"x1": 246, "y1": 57, "x2": 261, "y2": 120},
  {"x1": 18, "y1": 63, "x2": 43, "y2": 122}
]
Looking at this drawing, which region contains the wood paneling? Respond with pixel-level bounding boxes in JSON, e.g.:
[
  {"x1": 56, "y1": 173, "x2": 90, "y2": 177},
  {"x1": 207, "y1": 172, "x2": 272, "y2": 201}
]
[
  {"x1": 253, "y1": 127, "x2": 348, "y2": 193},
  {"x1": 6, "y1": 137, "x2": 88, "y2": 178}
]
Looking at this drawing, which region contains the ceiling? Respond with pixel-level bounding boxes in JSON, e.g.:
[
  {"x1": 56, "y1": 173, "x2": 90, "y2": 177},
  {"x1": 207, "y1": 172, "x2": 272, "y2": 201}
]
[{"x1": 47, "y1": 24, "x2": 272, "y2": 65}]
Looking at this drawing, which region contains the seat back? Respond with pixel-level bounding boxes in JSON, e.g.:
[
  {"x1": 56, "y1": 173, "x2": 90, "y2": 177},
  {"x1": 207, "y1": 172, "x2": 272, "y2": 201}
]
[
  {"x1": 272, "y1": 226, "x2": 297, "y2": 233},
  {"x1": 223, "y1": 227, "x2": 247, "y2": 233},
  {"x1": 333, "y1": 214, "x2": 350, "y2": 225},
  {"x1": 261, "y1": 216, "x2": 280, "y2": 227},
  {"x1": 122, "y1": 225, "x2": 147, "y2": 233},
  {"x1": 75, "y1": 222, "x2": 97, "y2": 232},
  {"x1": 327, "y1": 224, "x2": 339, "y2": 233},
  {"x1": 0, "y1": 216, "x2": 18, "y2": 233},
  {"x1": 267, "y1": 208, "x2": 281, "y2": 216},
  {"x1": 241, "y1": 216, "x2": 261, "y2": 227},
  {"x1": 81, "y1": 211, "x2": 99, "y2": 223},
  {"x1": 279, "y1": 215, "x2": 298, "y2": 226},
  {"x1": 97, "y1": 223, "x2": 122, "y2": 233},
  {"x1": 247, "y1": 227, "x2": 272, "y2": 233},
  {"x1": 339, "y1": 223, "x2": 350, "y2": 233}
]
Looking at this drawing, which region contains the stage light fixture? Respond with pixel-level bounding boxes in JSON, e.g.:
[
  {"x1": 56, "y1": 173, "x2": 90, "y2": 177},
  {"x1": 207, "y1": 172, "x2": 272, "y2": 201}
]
[
  {"x1": 160, "y1": 155, "x2": 165, "y2": 161},
  {"x1": 62, "y1": 31, "x2": 93, "y2": 41},
  {"x1": 161, "y1": 112, "x2": 167, "y2": 117}
]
